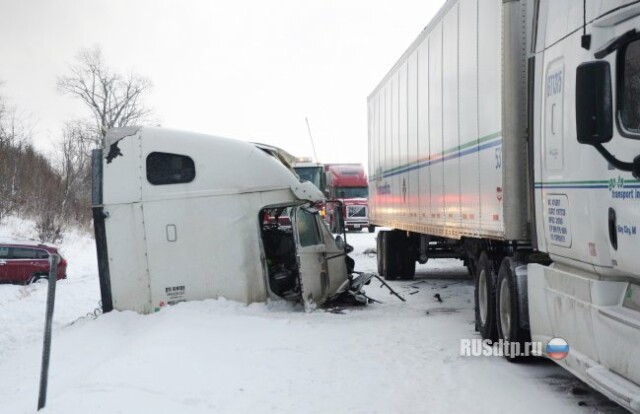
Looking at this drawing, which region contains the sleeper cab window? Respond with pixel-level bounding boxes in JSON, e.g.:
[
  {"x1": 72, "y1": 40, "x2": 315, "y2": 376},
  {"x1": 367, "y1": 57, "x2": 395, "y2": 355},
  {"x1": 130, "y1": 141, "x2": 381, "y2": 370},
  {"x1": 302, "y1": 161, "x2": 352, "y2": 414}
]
[
  {"x1": 146, "y1": 152, "x2": 196, "y2": 185},
  {"x1": 618, "y1": 37, "x2": 640, "y2": 137}
]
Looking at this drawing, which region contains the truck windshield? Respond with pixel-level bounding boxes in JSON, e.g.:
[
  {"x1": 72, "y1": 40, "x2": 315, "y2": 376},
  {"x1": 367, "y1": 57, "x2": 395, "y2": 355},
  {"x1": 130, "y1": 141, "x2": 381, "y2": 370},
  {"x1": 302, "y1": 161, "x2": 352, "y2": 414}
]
[
  {"x1": 336, "y1": 187, "x2": 368, "y2": 198},
  {"x1": 294, "y1": 167, "x2": 323, "y2": 189}
]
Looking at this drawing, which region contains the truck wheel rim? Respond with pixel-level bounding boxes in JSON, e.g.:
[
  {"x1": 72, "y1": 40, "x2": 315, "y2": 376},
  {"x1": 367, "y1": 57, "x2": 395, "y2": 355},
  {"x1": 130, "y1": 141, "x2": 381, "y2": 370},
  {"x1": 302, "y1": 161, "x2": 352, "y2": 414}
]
[
  {"x1": 499, "y1": 278, "x2": 511, "y2": 341},
  {"x1": 479, "y1": 269, "x2": 488, "y2": 324}
]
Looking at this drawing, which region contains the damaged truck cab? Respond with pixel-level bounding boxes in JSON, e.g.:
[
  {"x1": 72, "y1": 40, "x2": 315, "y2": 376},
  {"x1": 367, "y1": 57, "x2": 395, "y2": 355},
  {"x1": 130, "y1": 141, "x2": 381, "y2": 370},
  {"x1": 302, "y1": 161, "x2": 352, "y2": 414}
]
[{"x1": 92, "y1": 127, "x2": 350, "y2": 314}]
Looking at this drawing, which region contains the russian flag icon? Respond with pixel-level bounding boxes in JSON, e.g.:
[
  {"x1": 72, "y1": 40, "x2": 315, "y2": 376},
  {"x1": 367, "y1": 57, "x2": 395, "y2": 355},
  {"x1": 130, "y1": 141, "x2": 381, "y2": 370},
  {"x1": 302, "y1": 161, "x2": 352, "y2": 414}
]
[{"x1": 546, "y1": 337, "x2": 569, "y2": 360}]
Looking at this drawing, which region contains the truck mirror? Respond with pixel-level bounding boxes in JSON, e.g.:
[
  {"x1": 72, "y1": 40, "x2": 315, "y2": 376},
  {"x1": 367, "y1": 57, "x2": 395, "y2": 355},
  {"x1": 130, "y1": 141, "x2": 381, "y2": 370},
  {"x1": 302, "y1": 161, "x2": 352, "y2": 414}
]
[
  {"x1": 325, "y1": 200, "x2": 345, "y2": 234},
  {"x1": 335, "y1": 236, "x2": 354, "y2": 254},
  {"x1": 576, "y1": 61, "x2": 613, "y2": 145},
  {"x1": 335, "y1": 203, "x2": 345, "y2": 234},
  {"x1": 335, "y1": 235, "x2": 345, "y2": 250},
  {"x1": 575, "y1": 60, "x2": 640, "y2": 179}
]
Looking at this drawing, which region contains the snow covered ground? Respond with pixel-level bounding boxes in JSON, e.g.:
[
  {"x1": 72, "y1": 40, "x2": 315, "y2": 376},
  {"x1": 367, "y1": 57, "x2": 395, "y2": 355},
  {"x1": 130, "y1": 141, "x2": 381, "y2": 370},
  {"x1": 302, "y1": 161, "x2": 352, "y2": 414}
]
[{"x1": 0, "y1": 219, "x2": 626, "y2": 413}]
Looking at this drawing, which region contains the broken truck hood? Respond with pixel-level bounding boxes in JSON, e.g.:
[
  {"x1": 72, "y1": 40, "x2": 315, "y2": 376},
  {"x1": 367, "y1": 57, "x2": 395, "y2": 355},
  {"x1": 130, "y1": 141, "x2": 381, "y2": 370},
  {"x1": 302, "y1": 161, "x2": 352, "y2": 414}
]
[
  {"x1": 290, "y1": 182, "x2": 324, "y2": 203},
  {"x1": 104, "y1": 127, "x2": 141, "y2": 163}
]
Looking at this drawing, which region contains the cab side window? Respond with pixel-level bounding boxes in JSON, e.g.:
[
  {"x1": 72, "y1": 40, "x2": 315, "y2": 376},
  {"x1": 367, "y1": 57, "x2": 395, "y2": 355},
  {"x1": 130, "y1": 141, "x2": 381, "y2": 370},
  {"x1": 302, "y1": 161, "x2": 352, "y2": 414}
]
[
  {"x1": 618, "y1": 38, "x2": 640, "y2": 136},
  {"x1": 146, "y1": 152, "x2": 196, "y2": 185},
  {"x1": 0, "y1": 247, "x2": 9, "y2": 259},
  {"x1": 297, "y1": 209, "x2": 322, "y2": 247}
]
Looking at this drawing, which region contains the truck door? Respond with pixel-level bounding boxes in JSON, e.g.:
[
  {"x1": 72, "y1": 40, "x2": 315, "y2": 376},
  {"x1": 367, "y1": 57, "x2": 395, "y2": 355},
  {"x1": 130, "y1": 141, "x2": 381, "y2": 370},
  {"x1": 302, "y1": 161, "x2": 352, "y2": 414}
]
[
  {"x1": 541, "y1": 60, "x2": 573, "y2": 250},
  {"x1": 606, "y1": 37, "x2": 640, "y2": 279},
  {"x1": 292, "y1": 206, "x2": 330, "y2": 311},
  {"x1": 317, "y1": 215, "x2": 348, "y2": 296}
]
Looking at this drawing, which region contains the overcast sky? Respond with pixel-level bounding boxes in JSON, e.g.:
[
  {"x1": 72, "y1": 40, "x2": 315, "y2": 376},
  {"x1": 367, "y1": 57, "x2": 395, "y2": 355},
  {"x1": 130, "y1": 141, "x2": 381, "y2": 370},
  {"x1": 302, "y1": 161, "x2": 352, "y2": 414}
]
[{"x1": 0, "y1": 0, "x2": 446, "y2": 167}]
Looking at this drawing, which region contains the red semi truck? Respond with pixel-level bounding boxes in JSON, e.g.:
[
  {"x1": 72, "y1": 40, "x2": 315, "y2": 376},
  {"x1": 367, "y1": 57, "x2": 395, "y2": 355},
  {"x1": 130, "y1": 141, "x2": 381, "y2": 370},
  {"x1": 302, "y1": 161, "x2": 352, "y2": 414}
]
[{"x1": 324, "y1": 163, "x2": 373, "y2": 233}]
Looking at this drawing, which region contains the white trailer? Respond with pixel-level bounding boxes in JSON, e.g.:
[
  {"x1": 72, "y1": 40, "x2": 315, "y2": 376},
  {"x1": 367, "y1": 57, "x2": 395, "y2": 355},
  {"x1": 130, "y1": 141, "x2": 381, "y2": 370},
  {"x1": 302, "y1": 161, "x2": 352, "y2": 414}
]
[
  {"x1": 92, "y1": 127, "x2": 353, "y2": 314},
  {"x1": 368, "y1": 0, "x2": 640, "y2": 410}
]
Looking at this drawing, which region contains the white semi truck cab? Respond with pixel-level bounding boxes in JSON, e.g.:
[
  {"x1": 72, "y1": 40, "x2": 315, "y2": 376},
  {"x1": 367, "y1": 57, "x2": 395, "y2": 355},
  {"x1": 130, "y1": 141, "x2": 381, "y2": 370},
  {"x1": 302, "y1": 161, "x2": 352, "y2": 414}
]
[
  {"x1": 368, "y1": 1, "x2": 640, "y2": 411},
  {"x1": 92, "y1": 127, "x2": 353, "y2": 314}
]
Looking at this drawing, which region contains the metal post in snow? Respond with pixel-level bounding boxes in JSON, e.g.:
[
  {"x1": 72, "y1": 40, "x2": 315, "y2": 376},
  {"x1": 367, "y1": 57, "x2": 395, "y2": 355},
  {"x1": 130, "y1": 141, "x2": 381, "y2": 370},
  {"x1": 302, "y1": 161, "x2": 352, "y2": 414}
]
[{"x1": 37, "y1": 254, "x2": 60, "y2": 411}]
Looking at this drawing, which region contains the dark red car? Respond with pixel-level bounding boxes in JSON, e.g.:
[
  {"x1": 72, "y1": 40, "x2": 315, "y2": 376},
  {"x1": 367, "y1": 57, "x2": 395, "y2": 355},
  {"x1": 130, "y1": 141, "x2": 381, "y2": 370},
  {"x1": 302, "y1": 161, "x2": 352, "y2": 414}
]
[{"x1": 0, "y1": 242, "x2": 67, "y2": 284}]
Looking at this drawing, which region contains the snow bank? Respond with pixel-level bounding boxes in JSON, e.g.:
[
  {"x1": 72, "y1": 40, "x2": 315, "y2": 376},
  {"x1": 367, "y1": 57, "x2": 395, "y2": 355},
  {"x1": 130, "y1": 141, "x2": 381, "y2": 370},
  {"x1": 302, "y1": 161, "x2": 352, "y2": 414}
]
[
  {"x1": 0, "y1": 221, "x2": 615, "y2": 413},
  {"x1": 0, "y1": 217, "x2": 100, "y2": 363}
]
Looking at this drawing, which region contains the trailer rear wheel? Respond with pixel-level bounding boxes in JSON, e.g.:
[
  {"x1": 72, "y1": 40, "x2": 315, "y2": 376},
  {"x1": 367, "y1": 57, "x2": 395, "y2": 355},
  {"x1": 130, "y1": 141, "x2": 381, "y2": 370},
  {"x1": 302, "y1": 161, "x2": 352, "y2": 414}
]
[
  {"x1": 396, "y1": 239, "x2": 416, "y2": 281},
  {"x1": 496, "y1": 256, "x2": 531, "y2": 362},
  {"x1": 378, "y1": 230, "x2": 416, "y2": 280},
  {"x1": 376, "y1": 231, "x2": 396, "y2": 280},
  {"x1": 475, "y1": 252, "x2": 498, "y2": 341},
  {"x1": 376, "y1": 232, "x2": 382, "y2": 275}
]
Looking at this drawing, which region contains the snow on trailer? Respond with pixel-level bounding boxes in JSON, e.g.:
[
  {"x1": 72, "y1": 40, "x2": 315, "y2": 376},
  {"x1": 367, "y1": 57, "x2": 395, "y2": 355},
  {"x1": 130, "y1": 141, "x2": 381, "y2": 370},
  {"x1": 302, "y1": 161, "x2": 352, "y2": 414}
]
[{"x1": 92, "y1": 126, "x2": 360, "y2": 314}]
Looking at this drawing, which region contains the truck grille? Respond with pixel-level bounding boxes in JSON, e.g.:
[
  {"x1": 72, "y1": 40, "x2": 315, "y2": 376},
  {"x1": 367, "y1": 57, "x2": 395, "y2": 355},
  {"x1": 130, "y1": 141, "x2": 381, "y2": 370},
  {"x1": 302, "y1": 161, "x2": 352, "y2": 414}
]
[{"x1": 347, "y1": 205, "x2": 367, "y2": 218}]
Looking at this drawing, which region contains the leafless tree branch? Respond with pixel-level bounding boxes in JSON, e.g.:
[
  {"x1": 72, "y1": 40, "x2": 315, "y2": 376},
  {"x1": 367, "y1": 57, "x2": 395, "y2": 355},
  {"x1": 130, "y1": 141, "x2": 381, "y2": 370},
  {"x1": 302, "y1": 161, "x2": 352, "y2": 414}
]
[{"x1": 57, "y1": 46, "x2": 153, "y2": 143}]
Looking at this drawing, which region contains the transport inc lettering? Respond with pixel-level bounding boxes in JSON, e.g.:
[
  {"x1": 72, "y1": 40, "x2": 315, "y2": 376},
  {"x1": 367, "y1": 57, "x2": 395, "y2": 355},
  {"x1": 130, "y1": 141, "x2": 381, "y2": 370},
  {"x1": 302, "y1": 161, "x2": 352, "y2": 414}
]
[{"x1": 610, "y1": 189, "x2": 638, "y2": 200}]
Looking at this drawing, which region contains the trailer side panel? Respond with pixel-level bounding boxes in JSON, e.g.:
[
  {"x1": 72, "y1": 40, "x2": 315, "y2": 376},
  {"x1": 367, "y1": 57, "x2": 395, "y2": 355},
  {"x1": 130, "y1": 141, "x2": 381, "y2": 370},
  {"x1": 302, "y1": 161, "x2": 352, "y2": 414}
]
[{"x1": 368, "y1": 0, "x2": 524, "y2": 241}]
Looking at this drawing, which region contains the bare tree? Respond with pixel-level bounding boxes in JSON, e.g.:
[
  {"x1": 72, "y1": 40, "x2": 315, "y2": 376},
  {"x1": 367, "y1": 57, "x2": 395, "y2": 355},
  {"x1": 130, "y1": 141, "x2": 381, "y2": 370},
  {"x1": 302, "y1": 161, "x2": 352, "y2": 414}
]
[
  {"x1": 57, "y1": 46, "x2": 153, "y2": 142},
  {"x1": 53, "y1": 46, "x2": 154, "y2": 230},
  {"x1": 0, "y1": 144, "x2": 21, "y2": 224},
  {"x1": 0, "y1": 86, "x2": 90, "y2": 238},
  {"x1": 57, "y1": 120, "x2": 94, "y2": 226},
  {"x1": 0, "y1": 94, "x2": 28, "y2": 224}
]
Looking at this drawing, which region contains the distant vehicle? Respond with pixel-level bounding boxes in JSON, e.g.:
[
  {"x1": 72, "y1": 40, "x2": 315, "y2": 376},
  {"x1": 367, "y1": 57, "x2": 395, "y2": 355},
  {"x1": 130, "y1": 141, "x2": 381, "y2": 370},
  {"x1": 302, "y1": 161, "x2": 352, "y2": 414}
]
[
  {"x1": 0, "y1": 242, "x2": 67, "y2": 284},
  {"x1": 292, "y1": 157, "x2": 325, "y2": 193},
  {"x1": 324, "y1": 163, "x2": 373, "y2": 233},
  {"x1": 92, "y1": 127, "x2": 356, "y2": 314}
]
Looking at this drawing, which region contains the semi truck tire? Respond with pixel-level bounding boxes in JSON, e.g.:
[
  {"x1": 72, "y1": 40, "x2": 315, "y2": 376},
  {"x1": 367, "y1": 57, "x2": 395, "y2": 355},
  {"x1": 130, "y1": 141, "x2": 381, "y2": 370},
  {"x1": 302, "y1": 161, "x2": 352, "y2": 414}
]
[
  {"x1": 376, "y1": 232, "x2": 383, "y2": 275},
  {"x1": 496, "y1": 256, "x2": 531, "y2": 362},
  {"x1": 368, "y1": 225, "x2": 375, "y2": 233},
  {"x1": 376, "y1": 231, "x2": 395, "y2": 279},
  {"x1": 475, "y1": 252, "x2": 498, "y2": 341},
  {"x1": 378, "y1": 230, "x2": 416, "y2": 280},
  {"x1": 398, "y1": 256, "x2": 416, "y2": 280},
  {"x1": 395, "y1": 231, "x2": 416, "y2": 280}
]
